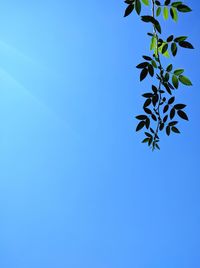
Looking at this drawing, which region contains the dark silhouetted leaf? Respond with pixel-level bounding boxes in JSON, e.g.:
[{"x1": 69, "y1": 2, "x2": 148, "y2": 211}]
[
  {"x1": 177, "y1": 4, "x2": 192, "y2": 13},
  {"x1": 170, "y1": 108, "x2": 176, "y2": 119},
  {"x1": 140, "y1": 68, "x2": 148, "y2": 81},
  {"x1": 171, "y1": 126, "x2": 180, "y2": 133},
  {"x1": 166, "y1": 126, "x2": 171, "y2": 136},
  {"x1": 177, "y1": 110, "x2": 189, "y2": 120},
  {"x1": 174, "y1": 104, "x2": 187, "y2": 110},
  {"x1": 136, "y1": 115, "x2": 147, "y2": 120},
  {"x1": 136, "y1": 121, "x2": 145, "y2": 131},
  {"x1": 168, "y1": 96, "x2": 175, "y2": 104},
  {"x1": 179, "y1": 41, "x2": 194, "y2": 49},
  {"x1": 124, "y1": 4, "x2": 134, "y2": 17}
]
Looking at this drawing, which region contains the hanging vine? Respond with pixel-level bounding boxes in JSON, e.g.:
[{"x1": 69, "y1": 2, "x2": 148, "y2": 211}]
[{"x1": 124, "y1": 0, "x2": 194, "y2": 150}]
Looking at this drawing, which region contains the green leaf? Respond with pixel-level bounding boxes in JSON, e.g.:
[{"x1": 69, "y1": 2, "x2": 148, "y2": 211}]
[
  {"x1": 174, "y1": 69, "x2": 184, "y2": 75},
  {"x1": 177, "y1": 110, "x2": 189, "y2": 121},
  {"x1": 170, "y1": 7, "x2": 178, "y2": 22},
  {"x1": 171, "y1": 2, "x2": 183, "y2": 8},
  {"x1": 174, "y1": 36, "x2": 187, "y2": 42},
  {"x1": 172, "y1": 75, "x2": 179, "y2": 89},
  {"x1": 156, "y1": 7, "x2": 161, "y2": 16},
  {"x1": 163, "y1": 7, "x2": 169, "y2": 20},
  {"x1": 151, "y1": 60, "x2": 157, "y2": 68},
  {"x1": 124, "y1": 4, "x2": 134, "y2": 17},
  {"x1": 135, "y1": 0, "x2": 141, "y2": 15},
  {"x1": 162, "y1": 43, "x2": 168, "y2": 54},
  {"x1": 141, "y1": 0, "x2": 149, "y2": 5},
  {"x1": 150, "y1": 36, "x2": 157, "y2": 50},
  {"x1": 177, "y1": 4, "x2": 192, "y2": 12},
  {"x1": 171, "y1": 42, "x2": 178, "y2": 56},
  {"x1": 166, "y1": 64, "x2": 173, "y2": 72},
  {"x1": 136, "y1": 121, "x2": 145, "y2": 131},
  {"x1": 179, "y1": 75, "x2": 192, "y2": 86}
]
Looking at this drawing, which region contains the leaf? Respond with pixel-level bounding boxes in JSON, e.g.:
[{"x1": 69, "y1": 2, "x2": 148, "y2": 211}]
[
  {"x1": 143, "y1": 98, "x2": 151, "y2": 107},
  {"x1": 136, "y1": 62, "x2": 148, "y2": 68},
  {"x1": 136, "y1": 121, "x2": 145, "y2": 131},
  {"x1": 171, "y1": 2, "x2": 183, "y2": 8},
  {"x1": 150, "y1": 36, "x2": 157, "y2": 51},
  {"x1": 143, "y1": 55, "x2": 152, "y2": 61},
  {"x1": 168, "y1": 96, "x2": 175, "y2": 104},
  {"x1": 174, "y1": 36, "x2": 187, "y2": 42},
  {"x1": 151, "y1": 114, "x2": 157, "y2": 121},
  {"x1": 166, "y1": 64, "x2": 173, "y2": 72},
  {"x1": 148, "y1": 64, "x2": 154, "y2": 77},
  {"x1": 163, "y1": 7, "x2": 169, "y2": 20},
  {"x1": 145, "y1": 132, "x2": 152, "y2": 138},
  {"x1": 179, "y1": 41, "x2": 194, "y2": 49},
  {"x1": 155, "y1": 1, "x2": 161, "y2": 5},
  {"x1": 162, "y1": 43, "x2": 168, "y2": 54},
  {"x1": 171, "y1": 42, "x2": 178, "y2": 56},
  {"x1": 135, "y1": 0, "x2": 141, "y2": 15},
  {"x1": 141, "y1": 16, "x2": 161, "y2": 33},
  {"x1": 136, "y1": 115, "x2": 147, "y2": 120},
  {"x1": 142, "y1": 138, "x2": 149, "y2": 143},
  {"x1": 156, "y1": 7, "x2": 161, "y2": 16},
  {"x1": 155, "y1": 144, "x2": 160, "y2": 150},
  {"x1": 151, "y1": 60, "x2": 157, "y2": 68},
  {"x1": 142, "y1": 93, "x2": 153, "y2": 98},
  {"x1": 146, "y1": 118, "x2": 150, "y2": 129},
  {"x1": 163, "y1": 105, "x2": 169, "y2": 113},
  {"x1": 170, "y1": 108, "x2": 176, "y2": 119},
  {"x1": 124, "y1": 4, "x2": 134, "y2": 17},
  {"x1": 166, "y1": 126, "x2": 171, "y2": 136},
  {"x1": 165, "y1": 0, "x2": 171, "y2": 5},
  {"x1": 144, "y1": 107, "x2": 152, "y2": 114},
  {"x1": 169, "y1": 121, "x2": 178, "y2": 126},
  {"x1": 141, "y1": 0, "x2": 149, "y2": 5},
  {"x1": 167, "y1": 35, "x2": 174, "y2": 42},
  {"x1": 177, "y1": 4, "x2": 192, "y2": 12},
  {"x1": 140, "y1": 68, "x2": 148, "y2": 81},
  {"x1": 179, "y1": 75, "x2": 192, "y2": 86},
  {"x1": 155, "y1": 21, "x2": 162, "y2": 34},
  {"x1": 174, "y1": 104, "x2": 187, "y2": 110},
  {"x1": 170, "y1": 7, "x2": 178, "y2": 22},
  {"x1": 177, "y1": 110, "x2": 189, "y2": 121},
  {"x1": 163, "y1": 115, "x2": 168, "y2": 123},
  {"x1": 174, "y1": 69, "x2": 184, "y2": 75},
  {"x1": 172, "y1": 75, "x2": 179, "y2": 89},
  {"x1": 171, "y1": 127, "x2": 180, "y2": 133}
]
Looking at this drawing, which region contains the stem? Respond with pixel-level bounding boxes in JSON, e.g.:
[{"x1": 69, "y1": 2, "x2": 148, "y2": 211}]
[{"x1": 151, "y1": 0, "x2": 164, "y2": 149}]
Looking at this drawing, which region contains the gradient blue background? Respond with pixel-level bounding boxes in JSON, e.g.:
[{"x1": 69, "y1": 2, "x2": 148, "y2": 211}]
[{"x1": 0, "y1": 1, "x2": 199, "y2": 267}]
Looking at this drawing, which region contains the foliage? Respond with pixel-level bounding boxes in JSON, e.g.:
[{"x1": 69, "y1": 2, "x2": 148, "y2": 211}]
[{"x1": 124, "y1": 0, "x2": 194, "y2": 150}]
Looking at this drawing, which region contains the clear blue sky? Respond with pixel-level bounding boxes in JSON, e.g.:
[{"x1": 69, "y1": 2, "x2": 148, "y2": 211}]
[{"x1": 0, "y1": 1, "x2": 199, "y2": 267}]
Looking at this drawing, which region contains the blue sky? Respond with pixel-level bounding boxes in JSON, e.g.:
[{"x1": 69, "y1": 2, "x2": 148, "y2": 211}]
[{"x1": 0, "y1": 1, "x2": 200, "y2": 267}]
